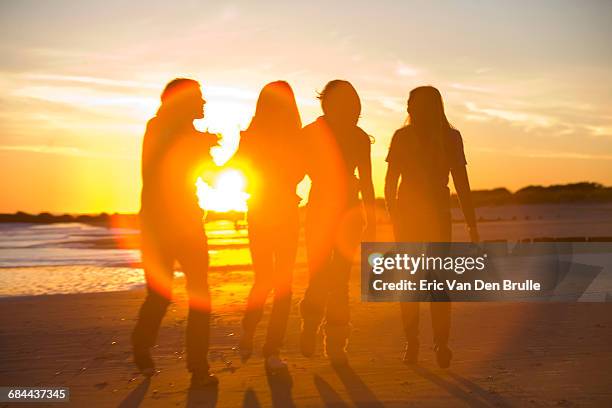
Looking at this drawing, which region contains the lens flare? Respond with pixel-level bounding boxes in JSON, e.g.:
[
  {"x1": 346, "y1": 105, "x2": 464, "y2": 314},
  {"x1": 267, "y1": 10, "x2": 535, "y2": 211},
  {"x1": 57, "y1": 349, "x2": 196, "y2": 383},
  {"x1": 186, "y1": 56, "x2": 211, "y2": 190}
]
[{"x1": 196, "y1": 169, "x2": 250, "y2": 213}]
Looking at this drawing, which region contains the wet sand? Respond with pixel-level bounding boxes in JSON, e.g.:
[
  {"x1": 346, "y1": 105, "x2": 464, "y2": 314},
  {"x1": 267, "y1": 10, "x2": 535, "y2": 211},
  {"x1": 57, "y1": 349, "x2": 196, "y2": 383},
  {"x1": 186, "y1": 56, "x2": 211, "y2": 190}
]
[
  {"x1": 2, "y1": 217, "x2": 612, "y2": 407},
  {"x1": 1, "y1": 261, "x2": 611, "y2": 407}
]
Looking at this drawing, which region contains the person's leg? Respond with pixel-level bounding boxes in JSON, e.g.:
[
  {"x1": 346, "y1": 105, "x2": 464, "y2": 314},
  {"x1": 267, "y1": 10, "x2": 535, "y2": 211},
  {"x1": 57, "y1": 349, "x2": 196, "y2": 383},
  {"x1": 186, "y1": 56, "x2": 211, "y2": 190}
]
[
  {"x1": 431, "y1": 218, "x2": 453, "y2": 367},
  {"x1": 323, "y1": 249, "x2": 352, "y2": 364},
  {"x1": 399, "y1": 302, "x2": 420, "y2": 363},
  {"x1": 431, "y1": 302, "x2": 451, "y2": 346},
  {"x1": 399, "y1": 302, "x2": 420, "y2": 343},
  {"x1": 393, "y1": 210, "x2": 423, "y2": 362},
  {"x1": 262, "y1": 211, "x2": 299, "y2": 358},
  {"x1": 241, "y1": 214, "x2": 275, "y2": 359},
  {"x1": 131, "y1": 225, "x2": 175, "y2": 374},
  {"x1": 323, "y1": 210, "x2": 362, "y2": 365},
  {"x1": 300, "y1": 265, "x2": 329, "y2": 326},
  {"x1": 431, "y1": 301, "x2": 452, "y2": 368},
  {"x1": 300, "y1": 265, "x2": 330, "y2": 357},
  {"x1": 427, "y1": 241, "x2": 451, "y2": 348},
  {"x1": 300, "y1": 217, "x2": 333, "y2": 357},
  {"x1": 175, "y1": 226, "x2": 212, "y2": 377}
]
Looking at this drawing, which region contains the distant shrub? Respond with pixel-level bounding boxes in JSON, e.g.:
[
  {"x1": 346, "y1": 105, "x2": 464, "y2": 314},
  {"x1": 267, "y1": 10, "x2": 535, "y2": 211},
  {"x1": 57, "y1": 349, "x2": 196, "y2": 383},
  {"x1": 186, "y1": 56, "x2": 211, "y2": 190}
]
[{"x1": 451, "y1": 182, "x2": 612, "y2": 207}]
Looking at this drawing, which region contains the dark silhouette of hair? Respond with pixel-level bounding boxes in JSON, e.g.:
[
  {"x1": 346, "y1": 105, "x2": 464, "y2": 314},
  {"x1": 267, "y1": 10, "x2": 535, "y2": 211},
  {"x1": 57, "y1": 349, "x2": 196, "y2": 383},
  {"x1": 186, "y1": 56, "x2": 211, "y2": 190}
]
[
  {"x1": 156, "y1": 78, "x2": 203, "y2": 123},
  {"x1": 318, "y1": 80, "x2": 361, "y2": 126},
  {"x1": 407, "y1": 86, "x2": 452, "y2": 129},
  {"x1": 246, "y1": 81, "x2": 302, "y2": 138},
  {"x1": 406, "y1": 86, "x2": 453, "y2": 166}
]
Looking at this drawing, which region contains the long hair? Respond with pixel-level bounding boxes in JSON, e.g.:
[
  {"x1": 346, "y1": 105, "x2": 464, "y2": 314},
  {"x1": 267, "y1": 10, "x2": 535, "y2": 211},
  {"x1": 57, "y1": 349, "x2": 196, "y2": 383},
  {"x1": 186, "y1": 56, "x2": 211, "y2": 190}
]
[
  {"x1": 407, "y1": 86, "x2": 453, "y2": 168},
  {"x1": 156, "y1": 78, "x2": 201, "y2": 124},
  {"x1": 318, "y1": 80, "x2": 361, "y2": 127},
  {"x1": 246, "y1": 81, "x2": 302, "y2": 138}
]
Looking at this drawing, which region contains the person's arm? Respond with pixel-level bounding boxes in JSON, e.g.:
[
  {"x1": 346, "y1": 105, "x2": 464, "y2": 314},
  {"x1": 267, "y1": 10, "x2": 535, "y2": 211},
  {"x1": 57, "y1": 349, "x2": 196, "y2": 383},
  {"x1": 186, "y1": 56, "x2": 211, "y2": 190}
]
[
  {"x1": 199, "y1": 131, "x2": 220, "y2": 160},
  {"x1": 358, "y1": 137, "x2": 376, "y2": 241},
  {"x1": 384, "y1": 162, "x2": 400, "y2": 221},
  {"x1": 225, "y1": 133, "x2": 247, "y2": 169},
  {"x1": 292, "y1": 131, "x2": 307, "y2": 185},
  {"x1": 384, "y1": 130, "x2": 401, "y2": 221},
  {"x1": 449, "y1": 130, "x2": 479, "y2": 242},
  {"x1": 141, "y1": 119, "x2": 158, "y2": 183},
  {"x1": 451, "y1": 165, "x2": 479, "y2": 242},
  {"x1": 221, "y1": 132, "x2": 253, "y2": 177}
]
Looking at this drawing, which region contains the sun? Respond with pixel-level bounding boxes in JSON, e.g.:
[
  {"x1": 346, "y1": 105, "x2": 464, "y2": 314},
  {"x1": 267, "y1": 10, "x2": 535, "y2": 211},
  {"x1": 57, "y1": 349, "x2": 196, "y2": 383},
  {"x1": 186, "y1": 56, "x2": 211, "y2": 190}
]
[{"x1": 196, "y1": 168, "x2": 250, "y2": 213}]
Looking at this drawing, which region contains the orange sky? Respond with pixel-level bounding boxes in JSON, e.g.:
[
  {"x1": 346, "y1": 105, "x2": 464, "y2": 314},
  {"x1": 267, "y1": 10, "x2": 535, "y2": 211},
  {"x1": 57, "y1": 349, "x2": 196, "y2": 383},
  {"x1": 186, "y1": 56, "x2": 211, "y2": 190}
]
[{"x1": 0, "y1": 1, "x2": 611, "y2": 214}]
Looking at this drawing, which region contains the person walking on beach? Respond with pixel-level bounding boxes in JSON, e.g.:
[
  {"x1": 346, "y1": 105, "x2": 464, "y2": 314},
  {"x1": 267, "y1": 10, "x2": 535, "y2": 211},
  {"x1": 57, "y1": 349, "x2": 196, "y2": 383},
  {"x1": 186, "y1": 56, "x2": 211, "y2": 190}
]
[
  {"x1": 132, "y1": 78, "x2": 219, "y2": 387},
  {"x1": 384, "y1": 85, "x2": 479, "y2": 368},
  {"x1": 233, "y1": 81, "x2": 305, "y2": 372},
  {"x1": 300, "y1": 80, "x2": 376, "y2": 366}
]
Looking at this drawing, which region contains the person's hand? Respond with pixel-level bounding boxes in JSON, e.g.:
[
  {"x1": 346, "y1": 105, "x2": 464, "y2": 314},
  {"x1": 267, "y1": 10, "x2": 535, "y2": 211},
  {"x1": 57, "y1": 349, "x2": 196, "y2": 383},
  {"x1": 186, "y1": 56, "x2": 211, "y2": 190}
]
[
  {"x1": 468, "y1": 225, "x2": 480, "y2": 243},
  {"x1": 202, "y1": 131, "x2": 221, "y2": 147},
  {"x1": 363, "y1": 223, "x2": 376, "y2": 242}
]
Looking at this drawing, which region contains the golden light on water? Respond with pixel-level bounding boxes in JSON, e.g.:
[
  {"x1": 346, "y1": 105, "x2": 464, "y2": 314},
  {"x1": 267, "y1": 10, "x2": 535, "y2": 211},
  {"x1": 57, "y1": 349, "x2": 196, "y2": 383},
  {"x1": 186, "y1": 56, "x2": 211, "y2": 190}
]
[{"x1": 196, "y1": 168, "x2": 250, "y2": 213}]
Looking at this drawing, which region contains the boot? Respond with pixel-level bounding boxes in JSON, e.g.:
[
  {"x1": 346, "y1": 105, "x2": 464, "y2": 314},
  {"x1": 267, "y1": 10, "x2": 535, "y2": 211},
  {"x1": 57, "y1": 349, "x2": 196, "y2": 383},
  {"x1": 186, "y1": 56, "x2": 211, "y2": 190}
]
[
  {"x1": 265, "y1": 354, "x2": 288, "y2": 374},
  {"x1": 190, "y1": 370, "x2": 219, "y2": 389},
  {"x1": 131, "y1": 330, "x2": 155, "y2": 377},
  {"x1": 324, "y1": 324, "x2": 350, "y2": 366},
  {"x1": 402, "y1": 339, "x2": 419, "y2": 365},
  {"x1": 133, "y1": 347, "x2": 155, "y2": 377},
  {"x1": 434, "y1": 343, "x2": 452, "y2": 369},
  {"x1": 300, "y1": 319, "x2": 320, "y2": 357}
]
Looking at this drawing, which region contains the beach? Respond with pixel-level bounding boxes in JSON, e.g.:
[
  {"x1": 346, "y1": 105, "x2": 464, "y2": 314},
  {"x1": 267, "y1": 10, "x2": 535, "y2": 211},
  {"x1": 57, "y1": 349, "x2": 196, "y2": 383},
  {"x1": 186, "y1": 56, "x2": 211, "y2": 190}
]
[
  {"x1": 1, "y1": 204, "x2": 612, "y2": 407},
  {"x1": 2, "y1": 0, "x2": 611, "y2": 405},
  {"x1": 1, "y1": 270, "x2": 611, "y2": 407}
]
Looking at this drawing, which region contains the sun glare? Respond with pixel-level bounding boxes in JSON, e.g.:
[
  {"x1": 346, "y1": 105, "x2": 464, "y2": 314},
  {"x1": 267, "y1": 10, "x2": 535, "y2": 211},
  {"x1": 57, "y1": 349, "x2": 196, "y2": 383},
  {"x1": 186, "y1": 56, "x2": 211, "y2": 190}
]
[{"x1": 196, "y1": 169, "x2": 250, "y2": 213}]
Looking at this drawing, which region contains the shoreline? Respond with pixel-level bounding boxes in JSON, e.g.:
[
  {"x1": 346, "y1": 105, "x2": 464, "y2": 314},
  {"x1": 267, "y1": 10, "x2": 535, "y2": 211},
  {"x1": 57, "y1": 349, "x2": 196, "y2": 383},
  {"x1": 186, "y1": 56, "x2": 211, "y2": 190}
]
[
  {"x1": 1, "y1": 209, "x2": 612, "y2": 405},
  {"x1": 1, "y1": 269, "x2": 611, "y2": 407}
]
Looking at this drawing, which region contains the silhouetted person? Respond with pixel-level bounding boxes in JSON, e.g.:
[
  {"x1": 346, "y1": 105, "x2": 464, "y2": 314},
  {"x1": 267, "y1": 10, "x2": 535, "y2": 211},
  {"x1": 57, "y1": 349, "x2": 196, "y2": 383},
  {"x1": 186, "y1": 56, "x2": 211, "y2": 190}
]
[
  {"x1": 384, "y1": 86, "x2": 479, "y2": 368},
  {"x1": 232, "y1": 81, "x2": 305, "y2": 372},
  {"x1": 300, "y1": 80, "x2": 376, "y2": 365},
  {"x1": 132, "y1": 78, "x2": 219, "y2": 387}
]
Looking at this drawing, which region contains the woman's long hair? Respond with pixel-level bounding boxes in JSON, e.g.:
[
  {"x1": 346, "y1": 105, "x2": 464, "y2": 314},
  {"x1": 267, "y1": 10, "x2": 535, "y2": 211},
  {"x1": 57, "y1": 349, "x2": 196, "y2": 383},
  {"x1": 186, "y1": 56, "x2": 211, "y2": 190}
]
[
  {"x1": 406, "y1": 86, "x2": 453, "y2": 169},
  {"x1": 156, "y1": 78, "x2": 201, "y2": 126},
  {"x1": 318, "y1": 80, "x2": 361, "y2": 127},
  {"x1": 246, "y1": 81, "x2": 302, "y2": 138}
]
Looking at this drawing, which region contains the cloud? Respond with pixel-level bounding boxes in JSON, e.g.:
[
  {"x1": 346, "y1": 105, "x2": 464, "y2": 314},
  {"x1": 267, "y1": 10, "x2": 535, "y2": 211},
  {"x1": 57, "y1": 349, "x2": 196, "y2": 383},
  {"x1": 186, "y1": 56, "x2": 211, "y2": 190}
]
[
  {"x1": 21, "y1": 73, "x2": 158, "y2": 90},
  {"x1": 375, "y1": 96, "x2": 405, "y2": 113},
  {"x1": 0, "y1": 145, "x2": 81, "y2": 155},
  {"x1": 396, "y1": 62, "x2": 419, "y2": 77},
  {"x1": 0, "y1": 144, "x2": 131, "y2": 159},
  {"x1": 586, "y1": 125, "x2": 612, "y2": 137},
  {"x1": 524, "y1": 151, "x2": 612, "y2": 160},
  {"x1": 472, "y1": 146, "x2": 612, "y2": 161},
  {"x1": 475, "y1": 67, "x2": 492, "y2": 74},
  {"x1": 450, "y1": 83, "x2": 494, "y2": 94},
  {"x1": 465, "y1": 102, "x2": 553, "y2": 127}
]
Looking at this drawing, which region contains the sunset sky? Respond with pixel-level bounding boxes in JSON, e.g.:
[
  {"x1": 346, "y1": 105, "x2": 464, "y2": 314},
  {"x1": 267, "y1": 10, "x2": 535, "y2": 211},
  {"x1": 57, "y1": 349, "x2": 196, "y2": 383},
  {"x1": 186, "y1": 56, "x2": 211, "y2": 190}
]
[{"x1": 1, "y1": 0, "x2": 611, "y2": 214}]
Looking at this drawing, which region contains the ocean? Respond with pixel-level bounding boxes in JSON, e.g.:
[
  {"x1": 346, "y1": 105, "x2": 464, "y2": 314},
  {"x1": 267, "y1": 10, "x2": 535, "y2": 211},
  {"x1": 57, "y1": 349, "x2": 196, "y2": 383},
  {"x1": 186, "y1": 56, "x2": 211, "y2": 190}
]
[
  {"x1": 0, "y1": 220, "x2": 251, "y2": 297},
  {"x1": 1, "y1": 203, "x2": 611, "y2": 297}
]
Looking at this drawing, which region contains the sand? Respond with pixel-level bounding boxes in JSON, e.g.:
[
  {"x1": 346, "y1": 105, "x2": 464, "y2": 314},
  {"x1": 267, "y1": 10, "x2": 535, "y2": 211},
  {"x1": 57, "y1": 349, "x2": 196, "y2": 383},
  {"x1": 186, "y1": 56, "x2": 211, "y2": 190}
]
[
  {"x1": 1, "y1": 261, "x2": 611, "y2": 407},
  {"x1": 1, "y1": 219, "x2": 612, "y2": 407}
]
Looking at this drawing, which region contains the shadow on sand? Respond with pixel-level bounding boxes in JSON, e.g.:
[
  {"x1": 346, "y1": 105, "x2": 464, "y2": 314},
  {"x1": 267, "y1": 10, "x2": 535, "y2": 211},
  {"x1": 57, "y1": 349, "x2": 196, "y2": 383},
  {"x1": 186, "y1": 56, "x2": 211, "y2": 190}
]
[
  {"x1": 243, "y1": 387, "x2": 261, "y2": 408},
  {"x1": 447, "y1": 371, "x2": 510, "y2": 408},
  {"x1": 332, "y1": 364, "x2": 384, "y2": 408},
  {"x1": 242, "y1": 366, "x2": 295, "y2": 408},
  {"x1": 265, "y1": 366, "x2": 295, "y2": 408},
  {"x1": 186, "y1": 384, "x2": 218, "y2": 408},
  {"x1": 408, "y1": 365, "x2": 510, "y2": 408},
  {"x1": 314, "y1": 374, "x2": 350, "y2": 408},
  {"x1": 313, "y1": 364, "x2": 383, "y2": 408},
  {"x1": 117, "y1": 377, "x2": 150, "y2": 408}
]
